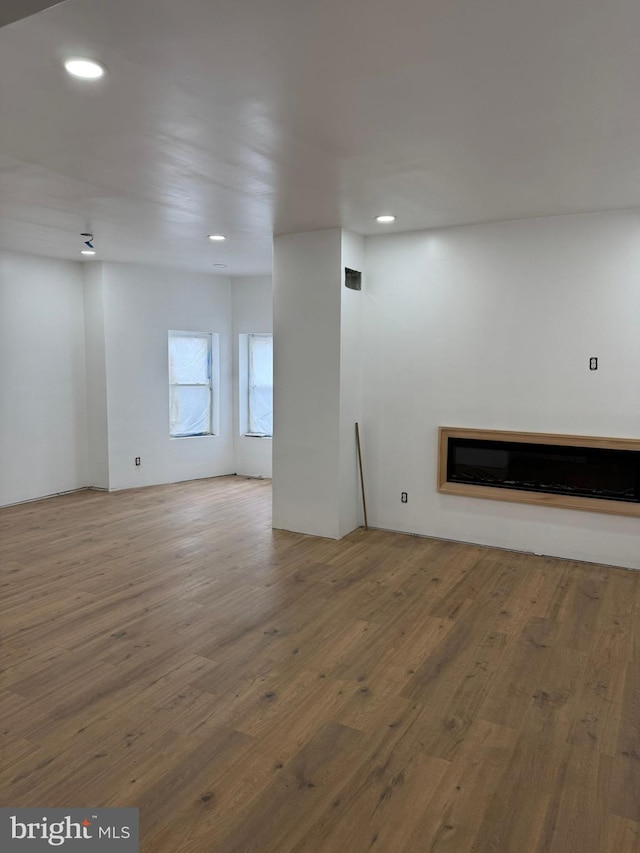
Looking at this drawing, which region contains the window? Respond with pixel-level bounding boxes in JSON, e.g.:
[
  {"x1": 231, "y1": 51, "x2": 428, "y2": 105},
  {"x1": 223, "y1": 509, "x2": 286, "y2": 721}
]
[
  {"x1": 240, "y1": 333, "x2": 273, "y2": 437},
  {"x1": 168, "y1": 331, "x2": 215, "y2": 437}
]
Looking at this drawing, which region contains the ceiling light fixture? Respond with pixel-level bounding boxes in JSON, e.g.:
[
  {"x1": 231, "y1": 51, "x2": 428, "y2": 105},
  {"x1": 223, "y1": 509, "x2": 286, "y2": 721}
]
[
  {"x1": 64, "y1": 58, "x2": 106, "y2": 80},
  {"x1": 208, "y1": 234, "x2": 226, "y2": 241},
  {"x1": 213, "y1": 263, "x2": 228, "y2": 268},
  {"x1": 375, "y1": 214, "x2": 396, "y2": 224},
  {"x1": 80, "y1": 250, "x2": 96, "y2": 256}
]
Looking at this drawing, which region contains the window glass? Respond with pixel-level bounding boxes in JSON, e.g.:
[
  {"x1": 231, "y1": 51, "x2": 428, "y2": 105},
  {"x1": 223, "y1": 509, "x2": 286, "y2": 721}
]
[
  {"x1": 169, "y1": 332, "x2": 212, "y2": 437},
  {"x1": 248, "y1": 334, "x2": 273, "y2": 436}
]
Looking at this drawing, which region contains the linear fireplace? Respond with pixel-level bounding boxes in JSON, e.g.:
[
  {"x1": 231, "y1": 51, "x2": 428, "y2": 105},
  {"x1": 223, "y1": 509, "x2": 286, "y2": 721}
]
[{"x1": 438, "y1": 428, "x2": 640, "y2": 517}]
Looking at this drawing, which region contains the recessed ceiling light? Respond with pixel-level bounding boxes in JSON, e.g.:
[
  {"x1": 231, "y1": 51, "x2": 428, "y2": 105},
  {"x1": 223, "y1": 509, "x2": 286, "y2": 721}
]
[
  {"x1": 375, "y1": 214, "x2": 396, "y2": 224},
  {"x1": 80, "y1": 249, "x2": 96, "y2": 256},
  {"x1": 213, "y1": 263, "x2": 228, "y2": 268},
  {"x1": 208, "y1": 234, "x2": 226, "y2": 241},
  {"x1": 64, "y1": 58, "x2": 106, "y2": 80}
]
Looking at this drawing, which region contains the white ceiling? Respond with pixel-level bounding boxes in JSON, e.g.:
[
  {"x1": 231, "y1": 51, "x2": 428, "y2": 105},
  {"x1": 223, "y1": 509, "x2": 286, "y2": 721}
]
[
  {"x1": 2, "y1": 0, "x2": 640, "y2": 276},
  {"x1": 0, "y1": 1, "x2": 64, "y2": 28}
]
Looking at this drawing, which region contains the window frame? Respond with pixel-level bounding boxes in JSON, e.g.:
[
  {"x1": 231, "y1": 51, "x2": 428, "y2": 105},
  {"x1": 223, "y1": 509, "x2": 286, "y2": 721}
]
[
  {"x1": 168, "y1": 330, "x2": 219, "y2": 438},
  {"x1": 239, "y1": 332, "x2": 273, "y2": 438}
]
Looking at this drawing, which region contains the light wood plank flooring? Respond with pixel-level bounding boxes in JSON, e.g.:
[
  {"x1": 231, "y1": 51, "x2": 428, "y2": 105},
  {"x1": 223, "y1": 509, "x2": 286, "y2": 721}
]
[{"x1": 1, "y1": 476, "x2": 639, "y2": 852}]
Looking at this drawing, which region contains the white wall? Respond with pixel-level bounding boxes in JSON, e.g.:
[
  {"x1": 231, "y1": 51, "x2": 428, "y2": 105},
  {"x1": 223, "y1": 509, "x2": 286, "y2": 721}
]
[
  {"x1": 273, "y1": 229, "x2": 343, "y2": 538},
  {"x1": 272, "y1": 229, "x2": 367, "y2": 539},
  {"x1": 0, "y1": 251, "x2": 87, "y2": 506},
  {"x1": 83, "y1": 263, "x2": 110, "y2": 489},
  {"x1": 102, "y1": 263, "x2": 234, "y2": 490},
  {"x1": 339, "y1": 231, "x2": 365, "y2": 536},
  {"x1": 231, "y1": 276, "x2": 272, "y2": 478},
  {"x1": 0, "y1": 255, "x2": 268, "y2": 503},
  {"x1": 362, "y1": 211, "x2": 640, "y2": 569}
]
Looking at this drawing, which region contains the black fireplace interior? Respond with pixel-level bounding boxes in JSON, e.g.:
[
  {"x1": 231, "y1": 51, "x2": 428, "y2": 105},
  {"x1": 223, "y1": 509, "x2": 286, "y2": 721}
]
[{"x1": 447, "y1": 437, "x2": 640, "y2": 503}]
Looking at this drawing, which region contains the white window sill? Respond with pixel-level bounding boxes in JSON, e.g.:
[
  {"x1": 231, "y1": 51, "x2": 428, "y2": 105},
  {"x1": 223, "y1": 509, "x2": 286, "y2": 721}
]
[{"x1": 170, "y1": 433, "x2": 216, "y2": 439}]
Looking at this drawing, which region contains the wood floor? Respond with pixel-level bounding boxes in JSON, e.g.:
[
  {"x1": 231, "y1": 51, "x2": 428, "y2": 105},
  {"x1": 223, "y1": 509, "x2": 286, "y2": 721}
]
[{"x1": 1, "y1": 477, "x2": 639, "y2": 852}]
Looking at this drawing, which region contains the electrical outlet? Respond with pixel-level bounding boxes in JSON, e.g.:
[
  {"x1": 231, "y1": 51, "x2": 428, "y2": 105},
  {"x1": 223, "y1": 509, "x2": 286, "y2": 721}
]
[
  {"x1": 589, "y1": 357, "x2": 598, "y2": 370},
  {"x1": 401, "y1": 492, "x2": 408, "y2": 503},
  {"x1": 135, "y1": 457, "x2": 141, "y2": 466}
]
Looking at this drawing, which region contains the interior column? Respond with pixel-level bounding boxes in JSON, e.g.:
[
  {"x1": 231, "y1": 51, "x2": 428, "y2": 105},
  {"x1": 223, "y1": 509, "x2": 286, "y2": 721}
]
[{"x1": 272, "y1": 228, "x2": 364, "y2": 539}]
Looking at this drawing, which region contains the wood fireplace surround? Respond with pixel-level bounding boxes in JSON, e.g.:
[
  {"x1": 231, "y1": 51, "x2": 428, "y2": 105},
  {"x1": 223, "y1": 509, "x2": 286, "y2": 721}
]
[{"x1": 438, "y1": 427, "x2": 640, "y2": 518}]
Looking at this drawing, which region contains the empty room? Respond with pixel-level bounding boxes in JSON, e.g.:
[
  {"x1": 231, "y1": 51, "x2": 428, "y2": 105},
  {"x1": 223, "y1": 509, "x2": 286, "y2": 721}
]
[{"x1": 1, "y1": 1, "x2": 639, "y2": 852}]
